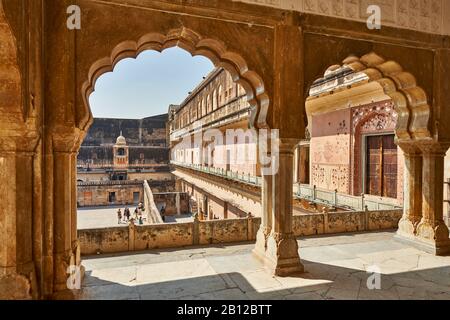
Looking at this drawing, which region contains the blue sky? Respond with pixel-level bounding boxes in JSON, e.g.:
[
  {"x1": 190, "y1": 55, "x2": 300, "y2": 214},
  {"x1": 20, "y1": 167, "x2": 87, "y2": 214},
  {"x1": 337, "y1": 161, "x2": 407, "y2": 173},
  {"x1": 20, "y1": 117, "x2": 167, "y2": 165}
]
[{"x1": 89, "y1": 47, "x2": 215, "y2": 119}]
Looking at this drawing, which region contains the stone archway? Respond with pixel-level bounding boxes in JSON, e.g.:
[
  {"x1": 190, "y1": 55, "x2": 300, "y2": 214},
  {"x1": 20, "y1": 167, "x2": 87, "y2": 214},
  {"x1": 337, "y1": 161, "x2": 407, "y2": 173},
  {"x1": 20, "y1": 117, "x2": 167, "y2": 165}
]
[
  {"x1": 351, "y1": 102, "x2": 399, "y2": 197},
  {"x1": 306, "y1": 52, "x2": 431, "y2": 141},
  {"x1": 306, "y1": 52, "x2": 450, "y2": 255},
  {"x1": 79, "y1": 23, "x2": 306, "y2": 275},
  {"x1": 80, "y1": 27, "x2": 270, "y2": 133},
  {"x1": 36, "y1": 1, "x2": 301, "y2": 296}
]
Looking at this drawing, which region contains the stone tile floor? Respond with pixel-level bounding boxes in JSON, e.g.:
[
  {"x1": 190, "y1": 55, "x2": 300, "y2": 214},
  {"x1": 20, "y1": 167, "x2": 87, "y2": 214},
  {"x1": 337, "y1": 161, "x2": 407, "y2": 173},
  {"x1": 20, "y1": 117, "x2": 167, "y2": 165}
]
[
  {"x1": 80, "y1": 231, "x2": 450, "y2": 300},
  {"x1": 78, "y1": 206, "x2": 148, "y2": 229}
]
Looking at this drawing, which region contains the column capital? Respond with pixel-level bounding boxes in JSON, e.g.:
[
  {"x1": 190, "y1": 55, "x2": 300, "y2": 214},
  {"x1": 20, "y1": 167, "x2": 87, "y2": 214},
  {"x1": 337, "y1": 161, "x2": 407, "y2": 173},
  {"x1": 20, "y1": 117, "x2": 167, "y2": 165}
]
[
  {"x1": 397, "y1": 141, "x2": 421, "y2": 155},
  {"x1": 46, "y1": 126, "x2": 87, "y2": 153},
  {"x1": 278, "y1": 138, "x2": 301, "y2": 153},
  {"x1": 0, "y1": 134, "x2": 40, "y2": 154},
  {"x1": 418, "y1": 142, "x2": 450, "y2": 156}
]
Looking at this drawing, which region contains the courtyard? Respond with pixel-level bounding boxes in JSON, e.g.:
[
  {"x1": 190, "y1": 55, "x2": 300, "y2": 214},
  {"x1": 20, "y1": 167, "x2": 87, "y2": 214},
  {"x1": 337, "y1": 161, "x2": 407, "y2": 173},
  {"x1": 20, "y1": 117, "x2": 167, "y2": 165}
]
[
  {"x1": 80, "y1": 231, "x2": 450, "y2": 300},
  {"x1": 2, "y1": 0, "x2": 450, "y2": 302},
  {"x1": 78, "y1": 206, "x2": 149, "y2": 229},
  {"x1": 78, "y1": 206, "x2": 194, "y2": 229}
]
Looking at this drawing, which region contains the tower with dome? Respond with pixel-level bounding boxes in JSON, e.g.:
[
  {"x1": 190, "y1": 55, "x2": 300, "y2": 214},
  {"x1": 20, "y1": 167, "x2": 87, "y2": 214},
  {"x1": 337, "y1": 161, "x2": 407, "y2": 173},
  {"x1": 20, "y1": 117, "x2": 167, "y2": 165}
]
[{"x1": 113, "y1": 132, "x2": 129, "y2": 168}]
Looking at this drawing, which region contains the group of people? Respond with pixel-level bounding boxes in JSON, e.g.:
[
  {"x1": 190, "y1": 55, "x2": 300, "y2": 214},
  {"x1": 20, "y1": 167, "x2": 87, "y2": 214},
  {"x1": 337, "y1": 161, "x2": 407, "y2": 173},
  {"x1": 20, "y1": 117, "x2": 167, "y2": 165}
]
[{"x1": 117, "y1": 202, "x2": 146, "y2": 225}]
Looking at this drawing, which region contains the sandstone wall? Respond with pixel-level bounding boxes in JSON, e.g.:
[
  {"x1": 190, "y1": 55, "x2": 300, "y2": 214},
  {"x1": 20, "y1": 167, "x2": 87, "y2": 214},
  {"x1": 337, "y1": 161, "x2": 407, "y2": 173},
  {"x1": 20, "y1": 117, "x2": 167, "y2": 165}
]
[
  {"x1": 153, "y1": 192, "x2": 190, "y2": 216},
  {"x1": 77, "y1": 183, "x2": 143, "y2": 207},
  {"x1": 79, "y1": 209, "x2": 402, "y2": 255},
  {"x1": 82, "y1": 114, "x2": 168, "y2": 147},
  {"x1": 233, "y1": 0, "x2": 450, "y2": 36},
  {"x1": 310, "y1": 108, "x2": 352, "y2": 194}
]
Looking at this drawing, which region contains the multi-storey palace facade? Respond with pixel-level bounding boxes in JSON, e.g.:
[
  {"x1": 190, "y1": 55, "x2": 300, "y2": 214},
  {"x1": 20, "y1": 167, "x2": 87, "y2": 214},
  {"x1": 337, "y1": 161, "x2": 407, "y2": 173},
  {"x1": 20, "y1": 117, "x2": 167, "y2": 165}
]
[
  {"x1": 169, "y1": 68, "x2": 261, "y2": 219},
  {"x1": 76, "y1": 114, "x2": 173, "y2": 206},
  {"x1": 169, "y1": 63, "x2": 450, "y2": 229}
]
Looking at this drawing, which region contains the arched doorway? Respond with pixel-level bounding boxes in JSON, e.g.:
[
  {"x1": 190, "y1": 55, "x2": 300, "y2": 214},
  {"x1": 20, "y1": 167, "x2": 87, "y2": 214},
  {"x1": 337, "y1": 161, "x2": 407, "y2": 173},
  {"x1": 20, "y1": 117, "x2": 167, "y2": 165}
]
[
  {"x1": 305, "y1": 52, "x2": 449, "y2": 256},
  {"x1": 40, "y1": 4, "x2": 306, "y2": 295}
]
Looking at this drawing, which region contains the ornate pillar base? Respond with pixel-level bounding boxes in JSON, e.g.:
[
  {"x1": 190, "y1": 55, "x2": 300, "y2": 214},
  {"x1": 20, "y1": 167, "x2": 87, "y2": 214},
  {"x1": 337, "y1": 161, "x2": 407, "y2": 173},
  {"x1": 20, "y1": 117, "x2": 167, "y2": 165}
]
[
  {"x1": 0, "y1": 271, "x2": 35, "y2": 300},
  {"x1": 395, "y1": 232, "x2": 450, "y2": 255},
  {"x1": 253, "y1": 173, "x2": 273, "y2": 262},
  {"x1": 416, "y1": 143, "x2": 450, "y2": 255},
  {"x1": 51, "y1": 288, "x2": 83, "y2": 300},
  {"x1": 253, "y1": 226, "x2": 270, "y2": 262},
  {"x1": 264, "y1": 232, "x2": 304, "y2": 277},
  {"x1": 396, "y1": 145, "x2": 422, "y2": 240},
  {"x1": 415, "y1": 222, "x2": 450, "y2": 255},
  {"x1": 51, "y1": 241, "x2": 85, "y2": 299},
  {"x1": 397, "y1": 218, "x2": 419, "y2": 239}
]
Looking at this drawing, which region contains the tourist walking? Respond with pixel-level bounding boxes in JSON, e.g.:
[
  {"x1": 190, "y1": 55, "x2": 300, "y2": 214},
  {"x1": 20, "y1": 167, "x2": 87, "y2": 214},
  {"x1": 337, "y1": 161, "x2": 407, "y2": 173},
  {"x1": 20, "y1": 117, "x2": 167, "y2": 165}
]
[
  {"x1": 117, "y1": 209, "x2": 122, "y2": 224},
  {"x1": 124, "y1": 207, "x2": 130, "y2": 222},
  {"x1": 160, "y1": 206, "x2": 166, "y2": 222}
]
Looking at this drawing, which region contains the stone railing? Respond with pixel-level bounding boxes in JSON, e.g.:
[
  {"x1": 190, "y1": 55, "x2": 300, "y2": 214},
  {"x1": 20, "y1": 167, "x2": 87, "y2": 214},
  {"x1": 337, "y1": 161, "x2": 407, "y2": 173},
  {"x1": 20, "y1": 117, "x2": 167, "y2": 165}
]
[
  {"x1": 171, "y1": 161, "x2": 262, "y2": 187},
  {"x1": 171, "y1": 161, "x2": 403, "y2": 211},
  {"x1": 295, "y1": 184, "x2": 403, "y2": 211},
  {"x1": 77, "y1": 163, "x2": 169, "y2": 169},
  {"x1": 143, "y1": 180, "x2": 164, "y2": 224},
  {"x1": 78, "y1": 209, "x2": 403, "y2": 255},
  {"x1": 77, "y1": 180, "x2": 145, "y2": 187}
]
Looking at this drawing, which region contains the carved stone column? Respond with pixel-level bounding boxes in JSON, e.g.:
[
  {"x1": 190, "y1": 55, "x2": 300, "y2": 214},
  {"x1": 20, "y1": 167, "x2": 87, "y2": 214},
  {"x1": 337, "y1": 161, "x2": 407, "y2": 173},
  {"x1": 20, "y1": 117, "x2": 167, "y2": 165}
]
[
  {"x1": 397, "y1": 143, "x2": 423, "y2": 239},
  {"x1": 293, "y1": 146, "x2": 299, "y2": 183},
  {"x1": 48, "y1": 131, "x2": 84, "y2": 299},
  {"x1": 264, "y1": 139, "x2": 304, "y2": 276},
  {"x1": 0, "y1": 135, "x2": 40, "y2": 299},
  {"x1": 415, "y1": 143, "x2": 450, "y2": 254},
  {"x1": 253, "y1": 173, "x2": 272, "y2": 261},
  {"x1": 253, "y1": 132, "x2": 273, "y2": 261}
]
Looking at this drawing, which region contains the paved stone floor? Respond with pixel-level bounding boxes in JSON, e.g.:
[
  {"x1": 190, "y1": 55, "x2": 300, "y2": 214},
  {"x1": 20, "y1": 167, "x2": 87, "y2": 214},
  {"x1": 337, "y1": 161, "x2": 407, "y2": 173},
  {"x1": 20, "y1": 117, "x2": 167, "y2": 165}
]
[
  {"x1": 78, "y1": 206, "x2": 193, "y2": 229},
  {"x1": 78, "y1": 206, "x2": 150, "y2": 229},
  {"x1": 80, "y1": 231, "x2": 450, "y2": 300}
]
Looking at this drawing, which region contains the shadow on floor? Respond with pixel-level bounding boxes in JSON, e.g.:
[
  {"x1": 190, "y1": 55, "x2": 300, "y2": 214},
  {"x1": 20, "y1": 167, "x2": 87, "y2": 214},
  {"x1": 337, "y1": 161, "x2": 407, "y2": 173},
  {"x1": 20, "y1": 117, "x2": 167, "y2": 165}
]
[{"x1": 79, "y1": 257, "x2": 450, "y2": 300}]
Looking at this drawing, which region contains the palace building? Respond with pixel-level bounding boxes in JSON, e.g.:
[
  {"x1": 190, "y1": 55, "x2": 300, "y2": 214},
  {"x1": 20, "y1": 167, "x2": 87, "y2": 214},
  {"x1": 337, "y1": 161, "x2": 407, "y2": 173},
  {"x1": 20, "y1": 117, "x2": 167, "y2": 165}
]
[
  {"x1": 168, "y1": 64, "x2": 407, "y2": 221},
  {"x1": 76, "y1": 115, "x2": 173, "y2": 207},
  {"x1": 2, "y1": 0, "x2": 450, "y2": 300}
]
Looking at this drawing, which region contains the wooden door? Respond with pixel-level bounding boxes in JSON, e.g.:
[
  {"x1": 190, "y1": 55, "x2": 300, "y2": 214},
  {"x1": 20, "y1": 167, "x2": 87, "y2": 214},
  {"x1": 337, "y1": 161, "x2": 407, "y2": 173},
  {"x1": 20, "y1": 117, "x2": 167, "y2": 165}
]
[
  {"x1": 382, "y1": 135, "x2": 398, "y2": 198},
  {"x1": 366, "y1": 136, "x2": 382, "y2": 196},
  {"x1": 365, "y1": 135, "x2": 397, "y2": 198}
]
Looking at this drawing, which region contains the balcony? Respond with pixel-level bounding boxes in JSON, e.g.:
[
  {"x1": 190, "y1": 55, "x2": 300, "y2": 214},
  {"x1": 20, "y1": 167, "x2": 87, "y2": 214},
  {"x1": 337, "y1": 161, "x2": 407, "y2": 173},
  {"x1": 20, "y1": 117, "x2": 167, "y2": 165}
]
[
  {"x1": 171, "y1": 161, "x2": 403, "y2": 211},
  {"x1": 171, "y1": 160, "x2": 262, "y2": 187}
]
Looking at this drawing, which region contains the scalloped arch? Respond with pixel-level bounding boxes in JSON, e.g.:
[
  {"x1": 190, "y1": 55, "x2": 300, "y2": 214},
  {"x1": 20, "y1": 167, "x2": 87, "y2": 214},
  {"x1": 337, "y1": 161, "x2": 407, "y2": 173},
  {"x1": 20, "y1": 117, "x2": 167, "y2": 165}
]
[
  {"x1": 308, "y1": 52, "x2": 431, "y2": 142},
  {"x1": 80, "y1": 27, "x2": 269, "y2": 132}
]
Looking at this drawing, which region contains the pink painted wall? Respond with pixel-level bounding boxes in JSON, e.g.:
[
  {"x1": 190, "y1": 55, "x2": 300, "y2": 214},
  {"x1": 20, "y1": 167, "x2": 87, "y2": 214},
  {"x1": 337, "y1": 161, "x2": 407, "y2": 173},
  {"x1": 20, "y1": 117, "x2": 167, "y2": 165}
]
[
  {"x1": 310, "y1": 108, "x2": 351, "y2": 193},
  {"x1": 310, "y1": 100, "x2": 404, "y2": 202}
]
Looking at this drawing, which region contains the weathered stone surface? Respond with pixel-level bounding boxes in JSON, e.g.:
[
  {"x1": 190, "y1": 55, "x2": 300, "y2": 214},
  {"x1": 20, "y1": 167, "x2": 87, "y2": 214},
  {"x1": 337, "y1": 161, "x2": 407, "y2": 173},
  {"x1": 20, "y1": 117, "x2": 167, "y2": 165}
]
[
  {"x1": 0, "y1": 274, "x2": 32, "y2": 300},
  {"x1": 1, "y1": 0, "x2": 450, "y2": 299},
  {"x1": 79, "y1": 231, "x2": 450, "y2": 300},
  {"x1": 78, "y1": 209, "x2": 402, "y2": 256}
]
